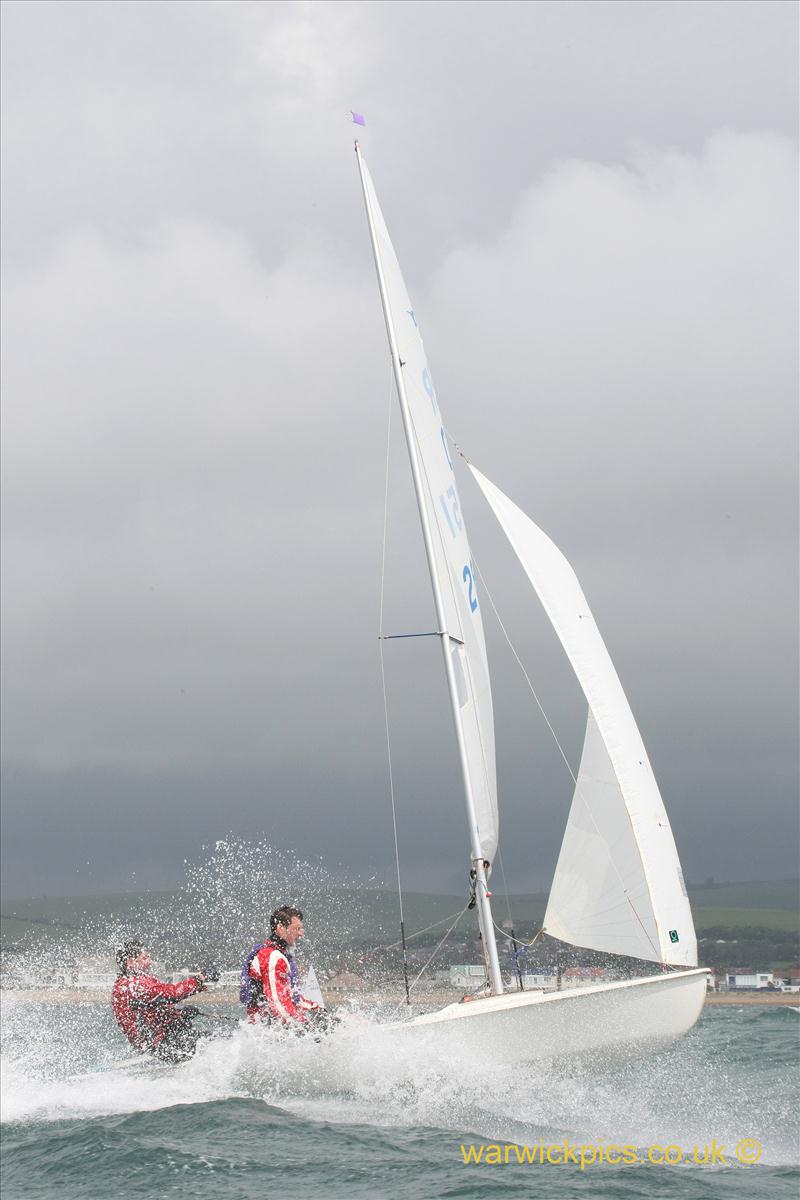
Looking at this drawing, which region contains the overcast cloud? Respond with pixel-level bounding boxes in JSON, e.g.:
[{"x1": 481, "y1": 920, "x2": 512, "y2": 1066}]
[{"x1": 1, "y1": 0, "x2": 797, "y2": 899}]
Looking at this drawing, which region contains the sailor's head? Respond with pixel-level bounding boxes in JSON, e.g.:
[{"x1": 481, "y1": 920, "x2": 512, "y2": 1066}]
[
  {"x1": 270, "y1": 905, "x2": 304, "y2": 946},
  {"x1": 115, "y1": 938, "x2": 152, "y2": 976}
]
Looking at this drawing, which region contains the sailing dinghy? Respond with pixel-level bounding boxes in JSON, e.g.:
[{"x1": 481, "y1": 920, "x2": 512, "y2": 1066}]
[{"x1": 354, "y1": 142, "x2": 707, "y2": 1065}]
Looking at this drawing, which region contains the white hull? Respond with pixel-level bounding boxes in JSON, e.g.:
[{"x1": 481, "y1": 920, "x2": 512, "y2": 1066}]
[{"x1": 390, "y1": 969, "x2": 709, "y2": 1068}]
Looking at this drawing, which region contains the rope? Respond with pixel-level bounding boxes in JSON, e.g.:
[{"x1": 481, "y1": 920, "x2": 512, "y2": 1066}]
[
  {"x1": 378, "y1": 360, "x2": 410, "y2": 1004},
  {"x1": 488, "y1": 914, "x2": 544, "y2": 951}
]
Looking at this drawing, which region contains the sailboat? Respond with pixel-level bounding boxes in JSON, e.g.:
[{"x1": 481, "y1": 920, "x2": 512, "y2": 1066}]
[{"x1": 354, "y1": 142, "x2": 708, "y2": 1066}]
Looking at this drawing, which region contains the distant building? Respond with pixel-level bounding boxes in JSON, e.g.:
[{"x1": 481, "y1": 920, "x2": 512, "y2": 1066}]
[
  {"x1": 770, "y1": 968, "x2": 800, "y2": 992},
  {"x1": 74, "y1": 956, "x2": 116, "y2": 989},
  {"x1": 560, "y1": 967, "x2": 612, "y2": 989},
  {"x1": 450, "y1": 965, "x2": 487, "y2": 989},
  {"x1": 725, "y1": 971, "x2": 775, "y2": 989},
  {"x1": 517, "y1": 973, "x2": 556, "y2": 990}
]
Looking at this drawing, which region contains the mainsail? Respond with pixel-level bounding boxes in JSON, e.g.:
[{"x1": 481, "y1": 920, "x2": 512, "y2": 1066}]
[
  {"x1": 470, "y1": 465, "x2": 697, "y2": 967},
  {"x1": 357, "y1": 150, "x2": 499, "y2": 867}
]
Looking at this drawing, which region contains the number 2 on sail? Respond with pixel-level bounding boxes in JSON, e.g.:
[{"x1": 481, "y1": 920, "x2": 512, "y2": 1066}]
[{"x1": 463, "y1": 564, "x2": 478, "y2": 611}]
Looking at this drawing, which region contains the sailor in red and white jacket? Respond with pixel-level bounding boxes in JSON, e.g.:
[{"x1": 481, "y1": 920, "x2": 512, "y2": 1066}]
[
  {"x1": 244, "y1": 906, "x2": 320, "y2": 1026},
  {"x1": 112, "y1": 939, "x2": 207, "y2": 1056}
]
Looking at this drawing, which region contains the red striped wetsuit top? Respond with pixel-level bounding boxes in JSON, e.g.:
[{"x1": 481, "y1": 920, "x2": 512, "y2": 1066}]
[
  {"x1": 112, "y1": 972, "x2": 204, "y2": 1051},
  {"x1": 246, "y1": 937, "x2": 319, "y2": 1025}
]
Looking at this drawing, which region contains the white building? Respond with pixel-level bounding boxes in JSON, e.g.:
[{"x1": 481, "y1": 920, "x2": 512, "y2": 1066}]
[
  {"x1": 450, "y1": 964, "x2": 487, "y2": 989},
  {"x1": 74, "y1": 957, "x2": 116, "y2": 989},
  {"x1": 725, "y1": 971, "x2": 774, "y2": 989},
  {"x1": 518, "y1": 973, "x2": 556, "y2": 990}
]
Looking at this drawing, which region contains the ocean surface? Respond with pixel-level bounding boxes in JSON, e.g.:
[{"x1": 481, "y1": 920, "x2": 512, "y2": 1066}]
[{"x1": 1, "y1": 998, "x2": 798, "y2": 1199}]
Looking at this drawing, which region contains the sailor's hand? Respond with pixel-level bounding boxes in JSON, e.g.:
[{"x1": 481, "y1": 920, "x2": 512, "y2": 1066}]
[{"x1": 307, "y1": 1009, "x2": 339, "y2": 1036}]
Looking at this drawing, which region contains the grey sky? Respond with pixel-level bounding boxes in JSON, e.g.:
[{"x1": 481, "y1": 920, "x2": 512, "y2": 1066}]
[{"x1": 1, "y1": 0, "x2": 797, "y2": 899}]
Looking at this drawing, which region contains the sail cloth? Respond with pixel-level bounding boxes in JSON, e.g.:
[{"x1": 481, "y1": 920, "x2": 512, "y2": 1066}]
[
  {"x1": 359, "y1": 153, "x2": 499, "y2": 865},
  {"x1": 469, "y1": 466, "x2": 697, "y2": 967}
]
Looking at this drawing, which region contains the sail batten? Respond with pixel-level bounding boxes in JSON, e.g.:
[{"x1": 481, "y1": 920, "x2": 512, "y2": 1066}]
[{"x1": 470, "y1": 465, "x2": 697, "y2": 967}]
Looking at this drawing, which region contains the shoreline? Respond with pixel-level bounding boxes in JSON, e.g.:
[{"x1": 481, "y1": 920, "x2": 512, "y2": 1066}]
[
  {"x1": 703, "y1": 991, "x2": 798, "y2": 1005},
  {"x1": 2, "y1": 988, "x2": 797, "y2": 1007}
]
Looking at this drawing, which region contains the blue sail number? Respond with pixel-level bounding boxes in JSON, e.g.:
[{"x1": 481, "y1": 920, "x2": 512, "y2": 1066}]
[
  {"x1": 439, "y1": 485, "x2": 463, "y2": 538},
  {"x1": 422, "y1": 367, "x2": 438, "y2": 414},
  {"x1": 440, "y1": 426, "x2": 453, "y2": 469},
  {"x1": 463, "y1": 564, "x2": 478, "y2": 612}
]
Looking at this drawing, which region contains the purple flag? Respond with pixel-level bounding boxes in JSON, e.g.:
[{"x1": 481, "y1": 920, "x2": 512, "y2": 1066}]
[{"x1": 350, "y1": 111, "x2": 366, "y2": 126}]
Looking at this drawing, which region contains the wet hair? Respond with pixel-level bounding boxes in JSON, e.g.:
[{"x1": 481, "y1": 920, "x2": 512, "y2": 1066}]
[
  {"x1": 270, "y1": 906, "x2": 303, "y2": 936},
  {"x1": 115, "y1": 938, "x2": 144, "y2": 976}
]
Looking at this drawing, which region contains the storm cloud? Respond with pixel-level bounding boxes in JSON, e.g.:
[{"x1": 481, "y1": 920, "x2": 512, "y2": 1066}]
[{"x1": 1, "y1": 1, "x2": 797, "y2": 898}]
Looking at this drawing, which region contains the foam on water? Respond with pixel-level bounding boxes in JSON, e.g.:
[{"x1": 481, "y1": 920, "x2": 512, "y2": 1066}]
[
  {"x1": 3, "y1": 844, "x2": 797, "y2": 1173},
  {"x1": 267, "y1": 1006, "x2": 800, "y2": 1167},
  {"x1": 2, "y1": 995, "x2": 798, "y2": 1168}
]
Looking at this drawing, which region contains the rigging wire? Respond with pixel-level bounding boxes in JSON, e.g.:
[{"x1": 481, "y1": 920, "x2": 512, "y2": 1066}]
[
  {"x1": 378, "y1": 359, "x2": 411, "y2": 1005},
  {"x1": 494, "y1": 844, "x2": 525, "y2": 990},
  {"x1": 469, "y1": 538, "x2": 662, "y2": 965},
  {"x1": 402, "y1": 903, "x2": 470, "y2": 1003},
  {"x1": 378, "y1": 906, "x2": 472, "y2": 953},
  {"x1": 447, "y1": 424, "x2": 661, "y2": 963},
  {"x1": 473, "y1": 555, "x2": 581, "y2": 794}
]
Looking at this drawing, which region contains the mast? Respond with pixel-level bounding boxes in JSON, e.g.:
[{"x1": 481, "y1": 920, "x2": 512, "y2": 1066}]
[{"x1": 355, "y1": 141, "x2": 504, "y2": 996}]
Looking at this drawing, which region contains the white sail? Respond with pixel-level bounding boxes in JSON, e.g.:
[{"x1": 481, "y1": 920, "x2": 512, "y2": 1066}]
[
  {"x1": 303, "y1": 964, "x2": 325, "y2": 1008},
  {"x1": 469, "y1": 465, "x2": 696, "y2": 966},
  {"x1": 359, "y1": 155, "x2": 498, "y2": 864}
]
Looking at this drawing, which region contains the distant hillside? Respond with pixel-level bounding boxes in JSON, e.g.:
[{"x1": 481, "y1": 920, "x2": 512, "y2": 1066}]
[
  {"x1": 2, "y1": 879, "x2": 797, "y2": 949},
  {"x1": 686, "y1": 879, "x2": 799, "y2": 912},
  {"x1": 691, "y1": 906, "x2": 798, "y2": 933}
]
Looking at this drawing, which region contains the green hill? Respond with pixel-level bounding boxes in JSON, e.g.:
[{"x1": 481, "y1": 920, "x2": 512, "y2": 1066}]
[{"x1": 2, "y1": 879, "x2": 796, "y2": 949}]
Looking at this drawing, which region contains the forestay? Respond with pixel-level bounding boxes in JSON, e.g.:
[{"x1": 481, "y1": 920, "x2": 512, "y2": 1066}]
[
  {"x1": 358, "y1": 154, "x2": 498, "y2": 865},
  {"x1": 470, "y1": 466, "x2": 696, "y2": 967}
]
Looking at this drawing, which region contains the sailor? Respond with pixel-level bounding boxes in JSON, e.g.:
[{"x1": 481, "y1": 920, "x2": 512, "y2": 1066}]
[
  {"x1": 241, "y1": 906, "x2": 324, "y2": 1029},
  {"x1": 112, "y1": 938, "x2": 217, "y2": 1063}
]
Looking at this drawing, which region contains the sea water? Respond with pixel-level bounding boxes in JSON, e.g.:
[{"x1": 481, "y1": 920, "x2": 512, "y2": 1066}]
[{"x1": 1, "y1": 997, "x2": 798, "y2": 1199}]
